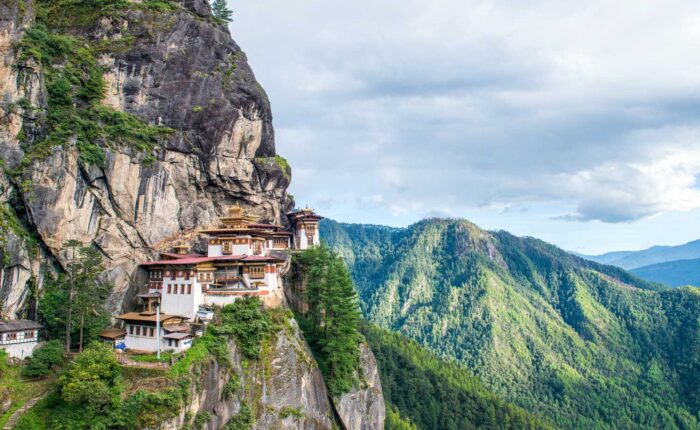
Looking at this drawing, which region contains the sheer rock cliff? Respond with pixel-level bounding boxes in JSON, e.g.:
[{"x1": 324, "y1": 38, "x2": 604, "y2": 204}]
[{"x1": 0, "y1": 0, "x2": 292, "y2": 316}]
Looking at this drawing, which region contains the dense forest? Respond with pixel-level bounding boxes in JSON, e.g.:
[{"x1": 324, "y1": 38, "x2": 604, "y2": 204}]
[
  {"x1": 322, "y1": 218, "x2": 700, "y2": 429},
  {"x1": 362, "y1": 323, "x2": 553, "y2": 430}
]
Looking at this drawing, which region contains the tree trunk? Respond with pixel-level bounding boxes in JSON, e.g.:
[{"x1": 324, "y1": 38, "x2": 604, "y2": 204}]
[
  {"x1": 65, "y1": 290, "x2": 73, "y2": 352},
  {"x1": 79, "y1": 310, "x2": 85, "y2": 352}
]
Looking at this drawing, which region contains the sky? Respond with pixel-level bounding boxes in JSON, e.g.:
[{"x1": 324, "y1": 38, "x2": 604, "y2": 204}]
[{"x1": 229, "y1": 0, "x2": 700, "y2": 255}]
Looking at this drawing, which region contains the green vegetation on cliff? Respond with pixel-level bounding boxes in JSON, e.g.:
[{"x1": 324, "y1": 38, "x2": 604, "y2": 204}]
[
  {"x1": 12, "y1": 0, "x2": 174, "y2": 175},
  {"x1": 15, "y1": 298, "x2": 288, "y2": 429},
  {"x1": 295, "y1": 246, "x2": 363, "y2": 396},
  {"x1": 322, "y1": 219, "x2": 700, "y2": 429},
  {"x1": 363, "y1": 323, "x2": 552, "y2": 430}
]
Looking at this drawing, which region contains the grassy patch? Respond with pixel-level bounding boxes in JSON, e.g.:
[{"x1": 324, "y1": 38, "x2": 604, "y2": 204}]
[
  {"x1": 128, "y1": 351, "x2": 175, "y2": 363},
  {"x1": 0, "y1": 364, "x2": 56, "y2": 428}
]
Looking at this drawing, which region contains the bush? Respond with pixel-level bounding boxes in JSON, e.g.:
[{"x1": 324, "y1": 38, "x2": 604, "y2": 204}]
[
  {"x1": 23, "y1": 340, "x2": 65, "y2": 378},
  {"x1": 221, "y1": 373, "x2": 240, "y2": 400},
  {"x1": 224, "y1": 402, "x2": 253, "y2": 430},
  {"x1": 213, "y1": 298, "x2": 275, "y2": 359},
  {"x1": 193, "y1": 411, "x2": 211, "y2": 429},
  {"x1": 58, "y1": 342, "x2": 121, "y2": 411}
]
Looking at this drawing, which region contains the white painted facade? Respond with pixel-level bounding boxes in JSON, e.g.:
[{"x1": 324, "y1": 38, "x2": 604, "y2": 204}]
[
  {"x1": 151, "y1": 272, "x2": 204, "y2": 320},
  {"x1": 147, "y1": 263, "x2": 279, "y2": 320},
  {"x1": 0, "y1": 340, "x2": 39, "y2": 359},
  {"x1": 207, "y1": 244, "x2": 223, "y2": 257},
  {"x1": 122, "y1": 322, "x2": 192, "y2": 353},
  {"x1": 295, "y1": 226, "x2": 320, "y2": 250},
  {"x1": 0, "y1": 328, "x2": 40, "y2": 359}
]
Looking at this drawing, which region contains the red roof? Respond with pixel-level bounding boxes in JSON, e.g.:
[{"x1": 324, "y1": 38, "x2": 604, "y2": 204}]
[
  {"x1": 287, "y1": 210, "x2": 323, "y2": 221},
  {"x1": 140, "y1": 254, "x2": 282, "y2": 266}
]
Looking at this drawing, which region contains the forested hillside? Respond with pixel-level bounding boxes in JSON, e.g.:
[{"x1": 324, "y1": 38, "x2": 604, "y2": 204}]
[
  {"x1": 362, "y1": 323, "x2": 553, "y2": 430},
  {"x1": 322, "y1": 219, "x2": 700, "y2": 429}
]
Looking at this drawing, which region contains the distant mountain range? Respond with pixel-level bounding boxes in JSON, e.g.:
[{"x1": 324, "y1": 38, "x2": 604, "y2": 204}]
[
  {"x1": 582, "y1": 239, "x2": 700, "y2": 269},
  {"x1": 631, "y1": 258, "x2": 700, "y2": 288},
  {"x1": 581, "y1": 239, "x2": 700, "y2": 287}
]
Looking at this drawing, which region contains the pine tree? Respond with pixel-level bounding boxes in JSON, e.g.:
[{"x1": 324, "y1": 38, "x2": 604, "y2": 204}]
[
  {"x1": 211, "y1": 0, "x2": 233, "y2": 23},
  {"x1": 298, "y1": 245, "x2": 362, "y2": 395}
]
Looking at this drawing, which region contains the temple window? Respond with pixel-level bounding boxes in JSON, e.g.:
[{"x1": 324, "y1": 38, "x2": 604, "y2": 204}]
[{"x1": 249, "y1": 266, "x2": 264, "y2": 279}]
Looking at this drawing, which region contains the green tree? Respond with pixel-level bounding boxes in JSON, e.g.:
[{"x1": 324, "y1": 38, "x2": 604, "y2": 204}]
[
  {"x1": 298, "y1": 245, "x2": 362, "y2": 395},
  {"x1": 58, "y1": 342, "x2": 121, "y2": 412},
  {"x1": 211, "y1": 0, "x2": 233, "y2": 23},
  {"x1": 38, "y1": 242, "x2": 110, "y2": 351},
  {"x1": 22, "y1": 340, "x2": 65, "y2": 378},
  {"x1": 72, "y1": 245, "x2": 110, "y2": 352}
]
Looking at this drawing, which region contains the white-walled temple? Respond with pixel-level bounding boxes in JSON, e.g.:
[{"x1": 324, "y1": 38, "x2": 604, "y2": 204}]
[
  {"x1": 138, "y1": 205, "x2": 322, "y2": 320},
  {"x1": 106, "y1": 205, "x2": 323, "y2": 353}
]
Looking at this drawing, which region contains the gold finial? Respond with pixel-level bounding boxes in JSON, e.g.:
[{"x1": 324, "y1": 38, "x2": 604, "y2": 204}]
[{"x1": 228, "y1": 203, "x2": 243, "y2": 217}]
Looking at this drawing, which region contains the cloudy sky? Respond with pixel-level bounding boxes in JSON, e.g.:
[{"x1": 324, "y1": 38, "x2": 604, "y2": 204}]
[{"x1": 229, "y1": 0, "x2": 700, "y2": 254}]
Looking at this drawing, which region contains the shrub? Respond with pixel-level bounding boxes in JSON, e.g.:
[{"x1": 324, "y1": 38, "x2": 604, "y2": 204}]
[
  {"x1": 224, "y1": 402, "x2": 253, "y2": 430},
  {"x1": 58, "y1": 342, "x2": 121, "y2": 411},
  {"x1": 194, "y1": 411, "x2": 211, "y2": 429},
  {"x1": 221, "y1": 373, "x2": 240, "y2": 400},
  {"x1": 23, "y1": 340, "x2": 65, "y2": 378},
  {"x1": 214, "y1": 298, "x2": 275, "y2": 359}
]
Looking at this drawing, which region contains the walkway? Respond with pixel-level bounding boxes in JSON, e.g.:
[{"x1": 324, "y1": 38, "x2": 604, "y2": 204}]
[{"x1": 3, "y1": 396, "x2": 41, "y2": 430}]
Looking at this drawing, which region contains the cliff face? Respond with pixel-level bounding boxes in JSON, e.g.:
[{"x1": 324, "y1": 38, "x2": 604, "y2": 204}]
[
  {"x1": 167, "y1": 319, "x2": 337, "y2": 430},
  {"x1": 283, "y1": 259, "x2": 386, "y2": 430},
  {"x1": 0, "y1": 0, "x2": 292, "y2": 316}
]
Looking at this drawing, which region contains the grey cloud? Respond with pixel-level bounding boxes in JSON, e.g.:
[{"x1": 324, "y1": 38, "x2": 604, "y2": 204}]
[{"x1": 233, "y1": 0, "x2": 700, "y2": 226}]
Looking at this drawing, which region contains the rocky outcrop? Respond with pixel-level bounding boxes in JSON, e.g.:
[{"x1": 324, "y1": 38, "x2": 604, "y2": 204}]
[
  {"x1": 0, "y1": 0, "x2": 293, "y2": 315},
  {"x1": 167, "y1": 318, "x2": 338, "y2": 430},
  {"x1": 283, "y1": 259, "x2": 386, "y2": 430},
  {"x1": 334, "y1": 343, "x2": 386, "y2": 430}
]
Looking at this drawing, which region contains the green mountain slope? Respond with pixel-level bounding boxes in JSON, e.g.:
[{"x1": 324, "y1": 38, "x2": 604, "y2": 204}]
[
  {"x1": 321, "y1": 219, "x2": 700, "y2": 430},
  {"x1": 362, "y1": 322, "x2": 554, "y2": 430},
  {"x1": 632, "y1": 258, "x2": 700, "y2": 288}
]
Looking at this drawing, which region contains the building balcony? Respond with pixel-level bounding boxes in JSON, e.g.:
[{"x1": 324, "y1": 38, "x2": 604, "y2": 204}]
[{"x1": 213, "y1": 271, "x2": 242, "y2": 282}]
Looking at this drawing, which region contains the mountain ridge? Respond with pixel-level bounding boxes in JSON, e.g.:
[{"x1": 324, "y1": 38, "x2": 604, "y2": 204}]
[
  {"x1": 632, "y1": 258, "x2": 700, "y2": 288},
  {"x1": 582, "y1": 238, "x2": 700, "y2": 269},
  {"x1": 322, "y1": 217, "x2": 700, "y2": 429}
]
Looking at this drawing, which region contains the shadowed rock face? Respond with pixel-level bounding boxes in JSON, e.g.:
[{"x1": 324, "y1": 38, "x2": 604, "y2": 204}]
[
  {"x1": 334, "y1": 342, "x2": 386, "y2": 430},
  {"x1": 164, "y1": 318, "x2": 338, "y2": 430},
  {"x1": 0, "y1": 0, "x2": 293, "y2": 315}
]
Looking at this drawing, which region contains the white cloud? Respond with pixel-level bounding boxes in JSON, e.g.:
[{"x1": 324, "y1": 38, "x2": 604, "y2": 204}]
[{"x1": 230, "y1": 0, "x2": 700, "y2": 247}]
